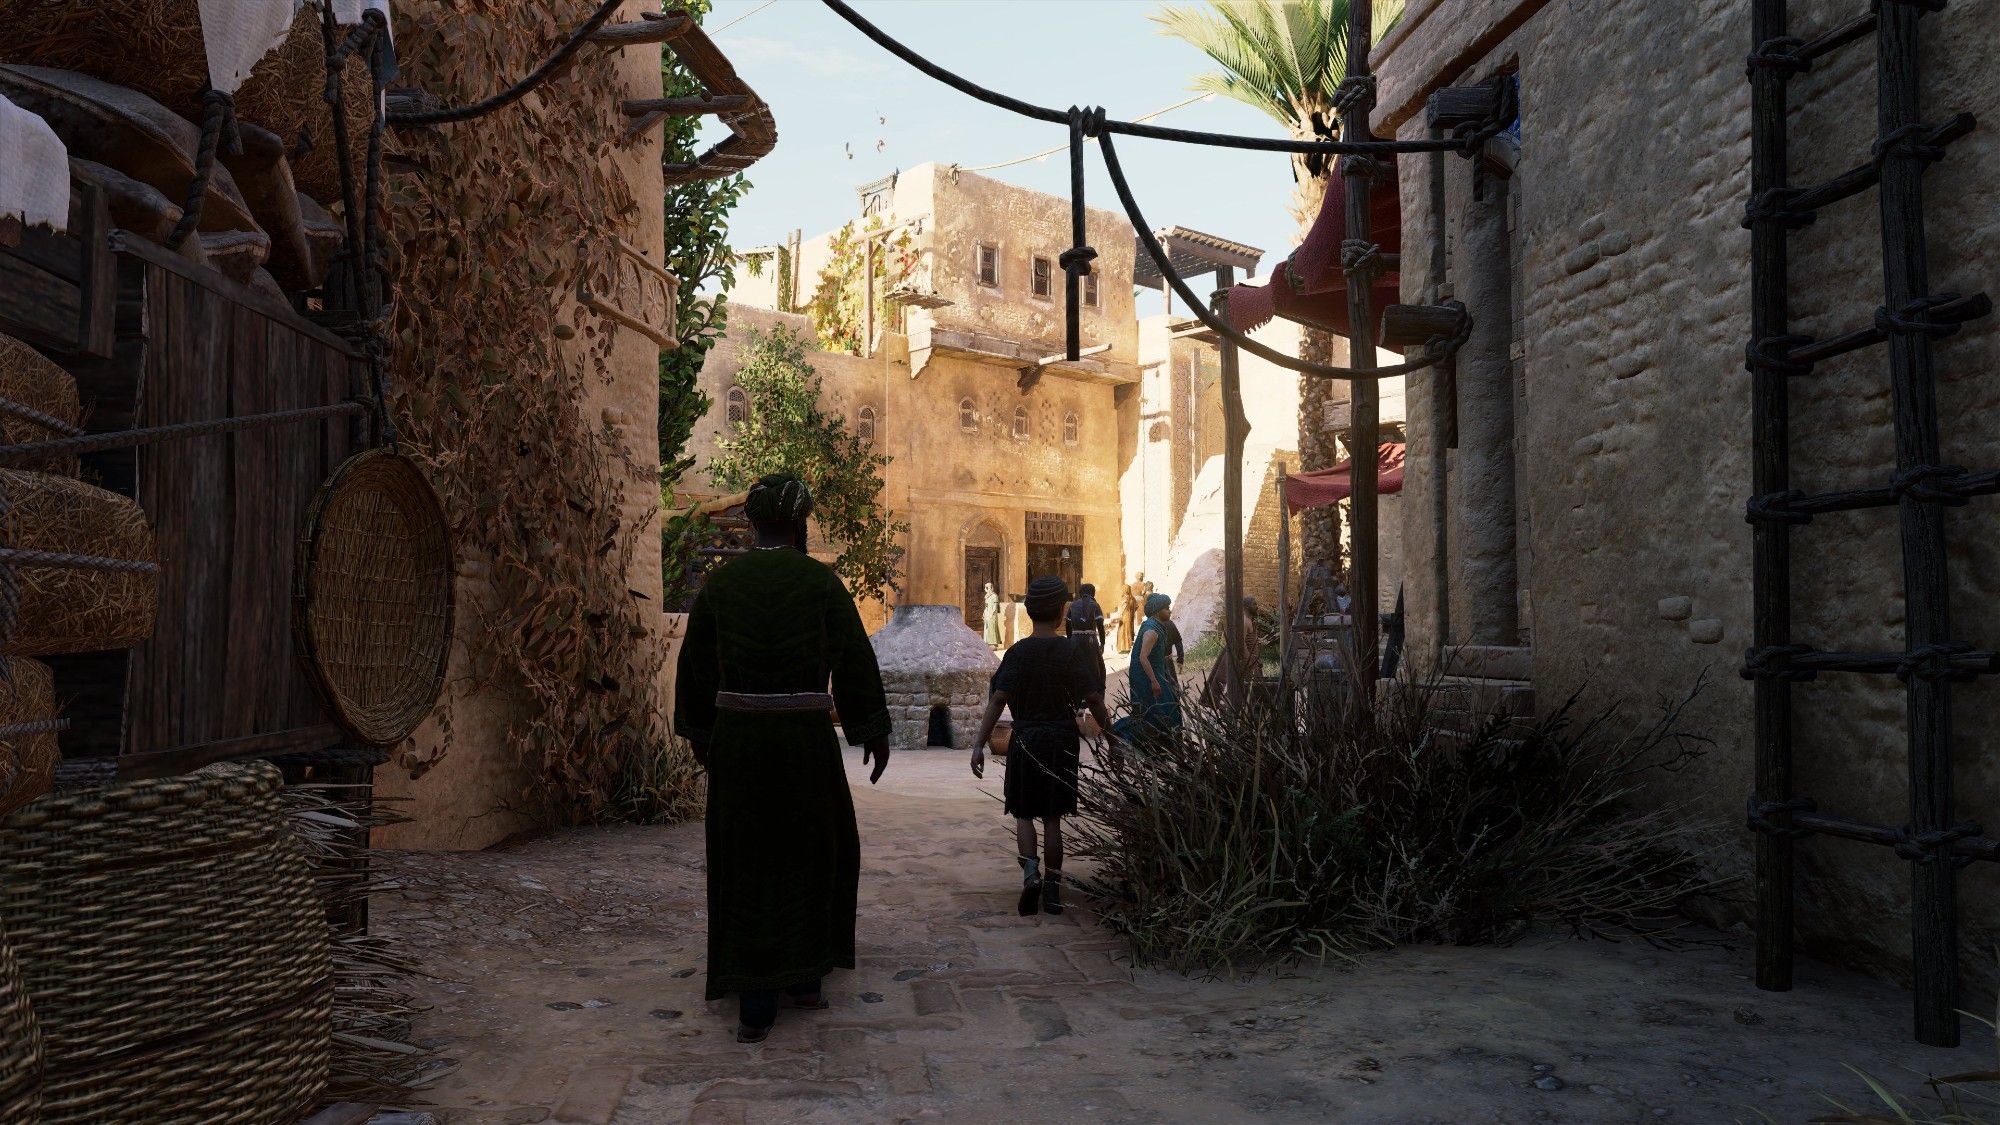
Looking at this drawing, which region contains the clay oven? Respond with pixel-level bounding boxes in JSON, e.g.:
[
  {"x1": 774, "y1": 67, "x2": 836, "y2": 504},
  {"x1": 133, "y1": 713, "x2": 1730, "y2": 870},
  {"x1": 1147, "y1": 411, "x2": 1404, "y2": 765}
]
[{"x1": 869, "y1": 604, "x2": 997, "y2": 752}]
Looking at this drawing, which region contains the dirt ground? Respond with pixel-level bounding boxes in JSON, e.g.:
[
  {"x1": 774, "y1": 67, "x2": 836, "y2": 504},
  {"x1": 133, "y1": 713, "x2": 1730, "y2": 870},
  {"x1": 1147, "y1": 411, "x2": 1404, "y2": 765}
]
[{"x1": 372, "y1": 748, "x2": 1995, "y2": 1124}]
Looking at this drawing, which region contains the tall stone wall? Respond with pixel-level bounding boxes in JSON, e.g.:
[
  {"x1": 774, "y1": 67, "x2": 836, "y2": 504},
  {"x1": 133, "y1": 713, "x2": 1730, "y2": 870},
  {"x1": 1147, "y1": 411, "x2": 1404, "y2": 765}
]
[{"x1": 1383, "y1": 0, "x2": 2000, "y2": 994}]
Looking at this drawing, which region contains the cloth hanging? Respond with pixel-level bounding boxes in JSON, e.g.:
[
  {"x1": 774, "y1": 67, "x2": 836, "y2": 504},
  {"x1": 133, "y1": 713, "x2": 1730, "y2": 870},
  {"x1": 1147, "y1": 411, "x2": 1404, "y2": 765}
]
[
  {"x1": 1224, "y1": 167, "x2": 1402, "y2": 345},
  {"x1": 0, "y1": 94, "x2": 70, "y2": 232},
  {"x1": 196, "y1": 0, "x2": 302, "y2": 94},
  {"x1": 1282, "y1": 442, "x2": 1406, "y2": 512}
]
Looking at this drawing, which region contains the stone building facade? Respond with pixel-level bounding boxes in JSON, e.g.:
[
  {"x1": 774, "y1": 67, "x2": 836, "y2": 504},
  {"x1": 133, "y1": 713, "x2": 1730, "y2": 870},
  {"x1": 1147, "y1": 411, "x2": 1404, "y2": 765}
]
[{"x1": 1376, "y1": 0, "x2": 2000, "y2": 996}]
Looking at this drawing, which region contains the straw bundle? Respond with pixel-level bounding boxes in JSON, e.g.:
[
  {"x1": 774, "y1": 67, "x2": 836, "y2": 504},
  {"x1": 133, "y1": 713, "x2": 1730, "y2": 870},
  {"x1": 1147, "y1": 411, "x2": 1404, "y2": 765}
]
[
  {"x1": 0, "y1": 470, "x2": 158, "y2": 657},
  {"x1": 0, "y1": 0, "x2": 372, "y2": 204},
  {"x1": 0, "y1": 334, "x2": 80, "y2": 476},
  {"x1": 0, "y1": 657, "x2": 57, "y2": 818},
  {"x1": 0, "y1": 761, "x2": 331, "y2": 1123},
  {"x1": 0, "y1": 916, "x2": 40, "y2": 1125}
]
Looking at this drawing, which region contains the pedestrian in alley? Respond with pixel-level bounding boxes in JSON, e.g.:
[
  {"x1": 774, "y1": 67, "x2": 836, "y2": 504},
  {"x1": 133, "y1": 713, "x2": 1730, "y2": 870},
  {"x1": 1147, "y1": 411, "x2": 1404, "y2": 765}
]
[
  {"x1": 673, "y1": 473, "x2": 894, "y2": 1044},
  {"x1": 1117, "y1": 592, "x2": 1183, "y2": 742},
  {"x1": 971, "y1": 576, "x2": 1119, "y2": 917},
  {"x1": 1065, "y1": 581, "x2": 1109, "y2": 701}
]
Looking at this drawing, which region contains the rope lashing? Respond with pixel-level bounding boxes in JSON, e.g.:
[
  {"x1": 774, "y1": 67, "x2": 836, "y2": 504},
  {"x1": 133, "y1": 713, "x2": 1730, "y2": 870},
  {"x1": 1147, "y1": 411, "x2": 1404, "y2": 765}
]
[
  {"x1": 1062, "y1": 106, "x2": 1104, "y2": 362},
  {"x1": 1896, "y1": 642, "x2": 1989, "y2": 683},
  {"x1": 1892, "y1": 464, "x2": 1974, "y2": 506},
  {"x1": 1741, "y1": 644, "x2": 1818, "y2": 682},
  {"x1": 1746, "y1": 35, "x2": 1811, "y2": 78},
  {"x1": 1448, "y1": 76, "x2": 1518, "y2": 158},
  {"x1": 1747, "y1": 793, "x2": 1817, "y2": 839},
  {"x1": 1741, "y1": 187, "x2": 1815, "y2": 230},
  {"x1": 1341, "y1": 238, "x2": 1385, "y2": 279},
  {"x1": 1895, "y1": 821, "x2": 1981, "y2": 867},
  {"x1": 386, "y1": 0, "x2": 624, "y2": 126},
  {"x1": 1871, "y1": 114, "x2": 1974, "y2": 171},
  {"x1": 0, "y1": 397, "x2": 82, "y2": 438},
  {"x1": 165, "y1": 89, "x2": 243, "y2": 250},
  {"x1": 1876, "y1": 292, "x2": 1991, "y2": 338},
  {"x1": 0, "y1": 548, "x2": 160, "y2": 575},
  {"x1": 1745, "y1": 490, "x2": 1813, "y2": 525},
  {"x1": 1743, "y1": 334, "x2": 1815, "y2": 376},
  {"x1": 1333, "y1": 74, "x2": 1377, "y2": 116},
  {"x1": 0, "y1": 401, "x2": 369, "y2": 466},
  {"x1": 0, "y1": 718, "x2": 67, "y2": 740}
]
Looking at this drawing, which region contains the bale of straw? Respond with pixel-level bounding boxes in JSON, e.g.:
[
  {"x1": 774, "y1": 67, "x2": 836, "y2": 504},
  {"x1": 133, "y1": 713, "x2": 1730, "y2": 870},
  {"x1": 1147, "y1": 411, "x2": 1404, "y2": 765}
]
[
  {"x1": 0, "y1": 470, "x2": 158, "y2": 656},
  {"x1": 0, "y1": 657, "x2": 56, "y2": 818},
  {"x1": 0, "y1": 0, "x2": 371, "y2": 204},
  {"x1": 0, "y1": 334, "x2": 80, "y2": 476}
]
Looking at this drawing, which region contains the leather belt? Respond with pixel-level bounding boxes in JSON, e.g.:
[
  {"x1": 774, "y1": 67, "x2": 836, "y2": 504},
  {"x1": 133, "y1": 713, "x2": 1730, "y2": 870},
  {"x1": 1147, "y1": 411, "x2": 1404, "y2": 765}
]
[{"x1": 715, "y1": 691, "x2": 835, "y2": 713}]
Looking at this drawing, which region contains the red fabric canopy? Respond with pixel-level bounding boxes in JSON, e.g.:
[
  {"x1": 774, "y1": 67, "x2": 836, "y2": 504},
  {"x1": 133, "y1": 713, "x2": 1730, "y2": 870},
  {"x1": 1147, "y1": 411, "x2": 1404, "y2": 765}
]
[
  {"x1": 1225, "y1": 165, "x2": 1402, "y2": 348},
  {"x1": 1282, "y1": 443, "x2": 1406, "y2": 512}
]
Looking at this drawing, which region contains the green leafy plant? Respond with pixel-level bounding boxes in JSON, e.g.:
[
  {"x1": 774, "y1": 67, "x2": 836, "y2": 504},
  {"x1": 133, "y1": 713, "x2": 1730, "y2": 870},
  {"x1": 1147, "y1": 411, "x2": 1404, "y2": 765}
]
[
  {"x1": 658, "y1": 0, "x2": 748, "y2": 486},
  {"x1": 805, "y1": 216, "x2": 916, "y2": 355},
  {"x1": 707, "y1": 325, "x2": 907, "y2": 601}
]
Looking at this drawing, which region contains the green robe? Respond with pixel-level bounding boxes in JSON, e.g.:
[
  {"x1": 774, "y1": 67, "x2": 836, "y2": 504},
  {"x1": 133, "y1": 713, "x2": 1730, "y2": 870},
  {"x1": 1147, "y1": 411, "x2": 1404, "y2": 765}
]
[{"x1": 674, "y1": 548, "x2": 891, "y2": 1000}]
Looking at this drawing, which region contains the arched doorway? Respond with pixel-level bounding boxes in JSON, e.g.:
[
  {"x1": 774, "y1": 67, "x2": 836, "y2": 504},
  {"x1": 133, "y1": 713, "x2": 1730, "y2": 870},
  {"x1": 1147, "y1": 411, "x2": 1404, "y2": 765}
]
[{"x1": 960, "y1": 518, "x2": 1007, "y2": 632}]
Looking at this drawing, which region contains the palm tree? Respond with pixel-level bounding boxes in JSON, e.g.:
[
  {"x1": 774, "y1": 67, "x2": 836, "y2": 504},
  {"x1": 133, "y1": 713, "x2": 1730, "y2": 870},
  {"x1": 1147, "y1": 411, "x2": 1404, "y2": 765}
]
[{"x1": 1152, "y1": 0, "x2": 1401, "y2": 573}]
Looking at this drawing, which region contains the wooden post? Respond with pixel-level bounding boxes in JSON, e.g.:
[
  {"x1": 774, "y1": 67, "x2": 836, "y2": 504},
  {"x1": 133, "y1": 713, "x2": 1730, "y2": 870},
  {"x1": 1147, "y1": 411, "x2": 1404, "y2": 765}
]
[
  {"x1": 863, "y1": 236, "x2": 876, "y2": 358},
  {"x1": 1215, "y1": 270, "x2": 1245, "y2": 707},
  {"x1": 1425, "y1": 123, "x2": 1453, "y2": 665},
  {"x1": 1878, "y1": 0, "x2": 1960, "y2": 1048},
  {"x1": 1747, "y1": 0, "x2": 1799, "y2": 1003},
  {"x1": 1277, "y1": 461, "x2": 1292, "y2": 690},
  {"x1": 1340, "y1": 1, "x2": 1380, "y2": 701}
]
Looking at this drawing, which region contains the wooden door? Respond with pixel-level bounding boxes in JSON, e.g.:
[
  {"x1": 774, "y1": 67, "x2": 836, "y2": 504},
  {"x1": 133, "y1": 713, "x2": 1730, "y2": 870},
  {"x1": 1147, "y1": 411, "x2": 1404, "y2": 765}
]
[
  {"x1": 1026, "y1": 544, "x2": 1083, "y2": 599},
  {"x1": 964, "y1": 547, "x2": 1000, "y2": 630}
]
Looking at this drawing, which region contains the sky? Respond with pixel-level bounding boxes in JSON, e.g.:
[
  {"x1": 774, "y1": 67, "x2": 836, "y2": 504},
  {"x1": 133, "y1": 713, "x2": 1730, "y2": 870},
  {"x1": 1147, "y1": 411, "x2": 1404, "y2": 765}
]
[{"x1": 696, "y1": 0, "x2": 1308, "y2": 306}]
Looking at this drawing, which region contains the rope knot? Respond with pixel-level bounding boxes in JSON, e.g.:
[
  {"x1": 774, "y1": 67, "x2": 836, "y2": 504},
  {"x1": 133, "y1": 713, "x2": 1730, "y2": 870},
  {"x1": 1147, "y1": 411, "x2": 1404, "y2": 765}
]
[
  {"x1": 1058, "y1": 246, "x2": 1097, "y2": 276},
  {"x1": 1746, "y1": 793, "x2": 1817, "y2": 839},
  {"x1": 1873, "y1": 121, "x2": 1949, "y2": 171},
  {"x1": 1742, "y1": 644, "x2": 1817, "y2": 682},
  {"x1": 1340, "y1": 239, "x2": 1384, "y2": 278},
  {"x1": 1745, "y1": 36, "x2": 1809, "y2": 78},
  {"x1": 1876, "y1": 294, "x2": 1975, "y2": 339},
  {"x1": 1895, "y1": 642, "x2": 1983, "y2": 683},
  {"x1": 1891, "y1": 464, "x2": 1970, "y2": 506},
  {"x1": 1333, "y1": 74, "x2": 1377, "y2": 116},
  {"x1": 1746, "y1": 490, "x2": 1812, "y2": 526},
  {"x1": 1744, "y1": 334, "x2": 1814, "y2": 377},
  {"x1": 1068, "y1": 105, "x2": 1106, "y2": 139},
  {"x1": 1895, "y1": 821, "x2": 1980, "y2": 866},
  {"x1": 1742, "y1": 187, "x2": 1815, "y2": 230}
]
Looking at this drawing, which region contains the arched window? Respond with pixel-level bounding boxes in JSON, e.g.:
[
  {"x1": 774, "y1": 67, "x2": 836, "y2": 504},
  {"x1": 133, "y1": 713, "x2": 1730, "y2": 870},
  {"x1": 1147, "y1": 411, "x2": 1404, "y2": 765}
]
[
  {"x1": 725, "y1": 386, "x2": 747, "y2": 428},
  {"x1": 1012, "y1": 405, "x2": 1030, "y2": 441},
  {"x1": 959, "y1": 397, "x2": 979, "y2": 433},
  {"x1": 856, "y1": 404, "x2": 878, "y2": 441},
  {"x1": 1062, "y1": 411, "x2": 1080, "y2": 447}
]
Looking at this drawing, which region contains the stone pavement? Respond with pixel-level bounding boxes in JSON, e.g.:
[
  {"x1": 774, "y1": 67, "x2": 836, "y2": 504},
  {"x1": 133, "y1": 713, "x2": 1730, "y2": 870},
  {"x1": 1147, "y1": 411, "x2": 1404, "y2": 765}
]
[{"x1": 372, "y1": 750, "x2": 1994, "y2": 1124}]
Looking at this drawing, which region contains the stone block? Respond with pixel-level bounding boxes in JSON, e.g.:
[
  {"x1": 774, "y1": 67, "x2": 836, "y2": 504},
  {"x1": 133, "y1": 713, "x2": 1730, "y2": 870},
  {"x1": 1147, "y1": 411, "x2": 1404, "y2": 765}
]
[
  {"x1": 694, "y1": 1079, "x2": 867, "y2": 1103},
  {"x1": 1688, "y1": 618, "x2": 1725, "y2": 644},
  {"x1": 1656, "y1": 596, "x2": 1692, "y2": 621},
  {"x1": 551, "y1": 1066, "x2": 630, "y2": 1125},
  {"x1": 909, "y1": 977, "x2": 960, "y2": 1016}
]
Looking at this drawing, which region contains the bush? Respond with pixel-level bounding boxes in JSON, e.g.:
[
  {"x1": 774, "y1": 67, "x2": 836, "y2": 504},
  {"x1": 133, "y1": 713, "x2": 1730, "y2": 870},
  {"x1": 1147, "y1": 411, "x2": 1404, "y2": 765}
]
[{"x1": 1072, "y1": 673, "x2": 1719, "y2": 973}]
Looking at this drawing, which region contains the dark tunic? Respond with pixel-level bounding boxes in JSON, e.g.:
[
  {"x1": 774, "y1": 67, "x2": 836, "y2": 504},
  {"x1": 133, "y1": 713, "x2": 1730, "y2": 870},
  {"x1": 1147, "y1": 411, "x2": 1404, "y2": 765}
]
[
  {"x1": 673, "y1": 549, "x2": 891, "y2": 1001},
  {"x1": 1063, "y1": 595, "x2": 1108, "y2": 696},
  {"x1": 994, "y1": 635, "x2": 1094, "y2": 819}
]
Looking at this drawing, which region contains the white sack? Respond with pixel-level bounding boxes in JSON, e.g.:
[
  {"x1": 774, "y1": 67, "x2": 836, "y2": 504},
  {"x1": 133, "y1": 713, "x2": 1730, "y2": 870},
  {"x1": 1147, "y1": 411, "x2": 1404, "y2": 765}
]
[{"x1": 0, "y1": 94, "x2": 70, "y2": 232}]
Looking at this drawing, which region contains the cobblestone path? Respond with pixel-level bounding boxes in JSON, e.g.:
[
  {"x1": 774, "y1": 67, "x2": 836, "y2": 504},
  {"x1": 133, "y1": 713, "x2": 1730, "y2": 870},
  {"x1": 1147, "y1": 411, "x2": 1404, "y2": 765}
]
[{"x1": 374, "y1": 752, "x2": 1991, "y2": 1123}]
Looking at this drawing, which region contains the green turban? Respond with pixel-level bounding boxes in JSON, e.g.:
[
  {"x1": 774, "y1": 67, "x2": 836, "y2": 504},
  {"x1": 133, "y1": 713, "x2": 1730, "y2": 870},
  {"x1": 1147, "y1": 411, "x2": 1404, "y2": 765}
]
[{"x1": 744, "y1": 473, "x2": 812, "y2": 524}]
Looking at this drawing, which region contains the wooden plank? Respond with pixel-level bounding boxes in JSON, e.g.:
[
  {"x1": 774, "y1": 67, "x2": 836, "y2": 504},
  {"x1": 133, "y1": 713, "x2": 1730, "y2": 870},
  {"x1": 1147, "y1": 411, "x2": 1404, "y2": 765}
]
[
  {"x1": 222, "y1": 299, "x2": 281, "y2": 734},
  {"x1": 75, "y1": 183, "x2": 116, "y2": 358},
  {"x1": 591, "y1": 15, "x2": 692, "y2": 47},
  {"x1": 1341, "y1": 3, "x2": 1381, "y2": 701},
  {"x1": 0, "y1": 251, "x2": 81, "y2": 352}
]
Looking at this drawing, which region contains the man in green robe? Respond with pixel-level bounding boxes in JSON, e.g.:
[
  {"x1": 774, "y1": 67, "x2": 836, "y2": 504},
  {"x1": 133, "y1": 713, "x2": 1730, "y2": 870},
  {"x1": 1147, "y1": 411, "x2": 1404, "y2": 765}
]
[{"x1": 674, "y1": 474, "x2": 893, "y2": 1042}]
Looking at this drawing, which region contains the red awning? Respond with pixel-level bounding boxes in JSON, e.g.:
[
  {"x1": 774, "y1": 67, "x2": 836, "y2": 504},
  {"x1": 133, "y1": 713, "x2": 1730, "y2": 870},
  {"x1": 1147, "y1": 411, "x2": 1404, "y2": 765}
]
[
  {"x1": 1225, "y1": 166, "x2": 1402, "y2": 348},
  {"x1": 1282, "y1": 443, "x2": 1406, "y2": 512}
]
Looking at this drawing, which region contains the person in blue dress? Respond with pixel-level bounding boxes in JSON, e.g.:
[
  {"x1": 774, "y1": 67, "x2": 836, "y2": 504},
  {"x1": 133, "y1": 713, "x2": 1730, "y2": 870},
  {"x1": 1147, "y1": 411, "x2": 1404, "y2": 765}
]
[{"x1": 1122, "y1": 592, "x2": 1182, "y2": 738}]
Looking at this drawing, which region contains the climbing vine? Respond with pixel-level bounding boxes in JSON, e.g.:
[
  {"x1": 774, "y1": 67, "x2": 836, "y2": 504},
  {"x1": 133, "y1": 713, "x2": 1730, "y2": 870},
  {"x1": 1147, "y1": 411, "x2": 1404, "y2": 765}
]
[
  {"x1": 806, "y1": 216, "x2": 916, "y2": 355},
  {"x1": 386, "y1": 0, "x2": 687, "y2": 823}
]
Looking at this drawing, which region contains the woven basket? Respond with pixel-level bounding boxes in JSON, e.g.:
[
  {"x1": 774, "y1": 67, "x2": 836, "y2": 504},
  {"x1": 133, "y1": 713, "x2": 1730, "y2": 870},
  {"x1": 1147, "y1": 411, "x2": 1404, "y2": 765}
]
[
  {"x1": 0, "y1": 657, "x2": 58, "y2": 818},
  {"x1": 0, "y1": 334, "x2": 80, "y2": 477},
  {"x1": 0, "y1": 761, "x2": 330, "y2": 1124},
  {"x1": 294, "y1": 448, "x2": 453, "y2": 747},
  {"x1": 0, "y1": 916, "x2": 42, "y2": 1125},
  {"x1": 0, "y1": 470, "x2": 159, "y2": 657},
  {"x1": 0, "y1": 0, "x2": 372, "y2": 204}
]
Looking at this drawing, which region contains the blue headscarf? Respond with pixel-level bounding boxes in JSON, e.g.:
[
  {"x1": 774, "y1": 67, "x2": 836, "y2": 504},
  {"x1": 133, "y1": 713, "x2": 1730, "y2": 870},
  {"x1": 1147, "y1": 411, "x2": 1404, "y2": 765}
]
[{"x1": 1144, "y1": 592, "x2": 1171, "y2": 618}]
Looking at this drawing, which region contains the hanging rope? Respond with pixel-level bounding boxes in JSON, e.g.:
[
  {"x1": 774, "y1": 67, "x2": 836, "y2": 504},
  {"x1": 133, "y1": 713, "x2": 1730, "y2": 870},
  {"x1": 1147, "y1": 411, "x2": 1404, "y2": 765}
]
[
  {"x1": 1060, "y1": 106, "x2": 1101, "y2": 362},
  {"x1": 385, "y1": 0, "x2": 625, "y2": 126},
  {"x1": 1097, "y1": 128, "x2": 1465, "y2": 381},
  {"x1": 165, "y1": 89, "x2": 243, "y2": 250}
]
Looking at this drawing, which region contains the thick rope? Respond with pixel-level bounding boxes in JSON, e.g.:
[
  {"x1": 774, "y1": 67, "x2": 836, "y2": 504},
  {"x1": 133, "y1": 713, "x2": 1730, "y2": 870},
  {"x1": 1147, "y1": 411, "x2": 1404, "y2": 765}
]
[
  {"x1": 0, "y1": 402, "x2": 367, "y2": 465},
  {"x1": 1098, "y1": 129, "x2": 1465, "y2": 381},
  {"x1": 165, "y1": 90, "x2": 242, "y2": 250},
  {"x1": 0, "y1": 548, "x2": 159, "y2": 575},
  {"x1": 386, "y1": 0, "x2": 624, "y2": 126},
  {"x1": 0, "y1": 396, "x2": 82, "y2": 437}
]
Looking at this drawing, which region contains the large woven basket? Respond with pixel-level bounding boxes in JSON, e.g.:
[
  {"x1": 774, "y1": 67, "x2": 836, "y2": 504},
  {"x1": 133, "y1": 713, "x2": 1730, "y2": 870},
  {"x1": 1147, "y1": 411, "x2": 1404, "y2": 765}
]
[
  {"x1": 0, "y1": 916, "x2": 42, "y2": 1125},
  {"x1": 0, "y1": 761, "x2": 331, "y2": 1124},
  {"x1": 0, "y1": 657, "x2": 59, "y2": 817},
  {"x1": 0, "y1": 0, "x2": 372, "y2": 204},
  {"x1": 0, "y1": 334, "x2": 80, "y2": 476},
  {"x1": 294, "y1": 448, "x2": 453, "y2": 747},
  {"x1": 0, "y1": 469, "x2": 159, "y2": 657}
]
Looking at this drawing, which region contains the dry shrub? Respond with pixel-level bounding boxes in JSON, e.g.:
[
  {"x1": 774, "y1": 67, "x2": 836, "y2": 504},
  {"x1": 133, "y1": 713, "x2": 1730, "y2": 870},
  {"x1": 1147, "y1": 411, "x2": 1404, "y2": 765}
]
[
  {"x1": 1073, "y1": 673, "x2": 1721, "y2": 973},
  {"x1": 282, "y1": 782, "x2": 454, "y2": 1105}
]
